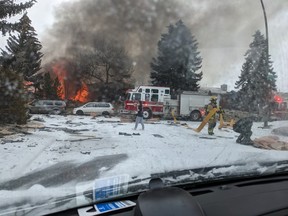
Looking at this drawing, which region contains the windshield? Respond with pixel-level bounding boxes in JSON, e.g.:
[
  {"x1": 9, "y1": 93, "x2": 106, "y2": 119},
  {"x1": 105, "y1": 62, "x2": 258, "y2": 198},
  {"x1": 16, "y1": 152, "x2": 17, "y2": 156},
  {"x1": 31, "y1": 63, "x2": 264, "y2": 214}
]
[{"x1": 1, "y1": 0, "x2": 288, "y2": 215}]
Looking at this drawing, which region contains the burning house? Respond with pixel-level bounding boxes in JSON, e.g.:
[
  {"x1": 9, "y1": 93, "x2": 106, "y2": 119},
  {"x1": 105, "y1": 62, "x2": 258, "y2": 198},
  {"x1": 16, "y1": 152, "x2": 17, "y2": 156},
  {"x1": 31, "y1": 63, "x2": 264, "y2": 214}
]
[{"x1": 50, "y1": 59, "x2": 89, "y2": 103}]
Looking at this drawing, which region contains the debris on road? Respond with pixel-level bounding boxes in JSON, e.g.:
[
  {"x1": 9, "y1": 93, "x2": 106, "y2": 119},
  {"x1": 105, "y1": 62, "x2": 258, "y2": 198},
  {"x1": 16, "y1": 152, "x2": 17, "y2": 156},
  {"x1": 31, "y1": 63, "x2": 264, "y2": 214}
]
[
  {"x1": 68, "y1": 137, "x2": 102, "y2": 142},
  {"x1": 272, "y1": 127, "x2": 288, "y2": 137},
  {"x1": 199, "y1": 136, "x2": 216, "y2": 140},
  {"x1": 120, "y1": 115, "x2": 135, "y2": 123},
  {"x1": 0, "y1": 125, "x2": 32, "y2": 137},
  {"x1": 1, "y1": 138, "x2": 25, "y2": 144},
  {"x1": 0, "y1": 128, "x2": 15, "y2": 137},
  {"x1": 27, "y1": 143, "x2": 38, "y2": 147},
  {"x1": 253, "y1": 136, "x2": 288, "y2": 150},
  {"x1": 153, "y1": 134, "x2": 164, "y2": 138},
  {"x1": 119, "y1": 132, "x2": 133, "y2": 136},
  {"x1": 146, "y1": 118, "x2": 161, "y2": 124},
  {"x1": 62, "y1": 128, "x2": 89, "y2": 134},
  {"x1": 13, "y1": 126, "x2": 32, "y2": 135},
  {"x1": 32, "y1": 117, "x2": 45, "y2": 122}
]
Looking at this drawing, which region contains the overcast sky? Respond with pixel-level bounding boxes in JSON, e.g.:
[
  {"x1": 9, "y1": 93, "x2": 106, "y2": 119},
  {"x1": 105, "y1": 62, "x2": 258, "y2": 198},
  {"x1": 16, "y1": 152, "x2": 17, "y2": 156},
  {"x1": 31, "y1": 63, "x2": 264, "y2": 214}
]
[
  {"x1": 0, "y1": 0, "x2": 71, "y2": 47},
  {"x1": 25, "y1": 0, "x2": 69, "y2": 36},
  {"x1": 28, "y1": 0, "x2": 65, "y2": 35},
  {"x1": 1, "y1": 0, "x2": 288, "y2": 92}
]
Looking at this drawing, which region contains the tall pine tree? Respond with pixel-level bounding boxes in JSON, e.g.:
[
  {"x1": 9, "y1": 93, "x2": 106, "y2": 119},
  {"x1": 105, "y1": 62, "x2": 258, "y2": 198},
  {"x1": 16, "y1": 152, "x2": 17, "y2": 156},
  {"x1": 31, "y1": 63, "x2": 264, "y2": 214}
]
[
  {"x1": 0, "y1": 62, "x2": 27, "y2": 124},
  {"x1": 150, "y1": 20, "x2": 203, "y2": 93},
  {"x1": 0, "y1": 6, "x2": 37, "y2": 124},
  {"x1": 235, "y1": 30, "x2": 277, "y2": 112},
  {"x1": 42, "y1": 73, "x2": 62, "y2": 100},
  {"x1": 0, "y1": 0, "x2": 35, "y2": 35},
  {"x1": 2, "y1": 12, "x2": 43, "y2": 82}
]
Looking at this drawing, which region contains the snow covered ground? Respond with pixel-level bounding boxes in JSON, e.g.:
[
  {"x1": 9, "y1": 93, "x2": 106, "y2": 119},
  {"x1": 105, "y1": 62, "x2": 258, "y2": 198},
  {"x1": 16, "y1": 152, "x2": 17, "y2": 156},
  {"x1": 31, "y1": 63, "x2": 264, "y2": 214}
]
[
  {"x1": 1, "y1": 114, "x2": 288, "y2": 180},
  {"x1": 1, "y1": 114, "x2": 288, "y2": 215}
]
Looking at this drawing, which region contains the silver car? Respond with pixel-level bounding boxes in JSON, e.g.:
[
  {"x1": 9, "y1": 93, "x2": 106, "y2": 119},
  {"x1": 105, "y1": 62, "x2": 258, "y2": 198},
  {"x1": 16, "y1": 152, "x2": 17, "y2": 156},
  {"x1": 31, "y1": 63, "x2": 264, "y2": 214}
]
[
  {"x1": 73, "y1": 102, "x2": 115, "y2": 116},
  {"x1": 28, "y1": 100, "x2": 66, "y2": 115}
]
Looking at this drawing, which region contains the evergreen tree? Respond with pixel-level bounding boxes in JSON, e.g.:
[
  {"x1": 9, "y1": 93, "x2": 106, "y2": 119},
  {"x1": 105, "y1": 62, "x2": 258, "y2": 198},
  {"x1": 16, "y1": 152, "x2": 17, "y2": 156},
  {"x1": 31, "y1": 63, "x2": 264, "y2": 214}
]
[
  {"x1": 2, "y1": 12, "x2": 43, "y2": 82},
  {"x1": 150, "y1": 20, "x2": 203, "y2": 92},
  {"x1": 0, "y1": 1, "x2": 36, "y2": 124},
  {"x1": 40, "y1": 73, "x2": 62, "y2": 100},
  {"x1": 0, "y1": 0, "x2": 35, "y2": 35},
  {"x1": 30, "y1": 73, "x2": 44, "y2": 99},
  {"x1": 235, "y1": 30, "x2": 277, "y2": 112},
  {"x1": 0, "y1": 64, "x2": 27, "y2": 124},
  {"x1": 43, "y1": 73, "x2": 54, "y2": 99},
  {"x1": 73, "y1": 37, "x2": 134, "y2": 102}
]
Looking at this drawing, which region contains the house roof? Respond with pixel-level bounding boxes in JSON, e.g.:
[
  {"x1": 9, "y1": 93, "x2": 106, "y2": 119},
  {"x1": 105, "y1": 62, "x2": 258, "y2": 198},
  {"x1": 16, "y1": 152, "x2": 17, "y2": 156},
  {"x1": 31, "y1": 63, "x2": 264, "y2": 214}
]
[{"x1": 199, "y1": 87, "x2": 227, "y2": 95}]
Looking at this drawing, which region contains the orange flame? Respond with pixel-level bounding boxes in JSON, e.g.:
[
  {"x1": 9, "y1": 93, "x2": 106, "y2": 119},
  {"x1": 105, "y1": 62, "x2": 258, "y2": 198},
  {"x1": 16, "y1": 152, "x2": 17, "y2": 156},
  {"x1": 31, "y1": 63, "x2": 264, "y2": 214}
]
[
  {"x1": 51, "y1": 60, "x2": 90, "y2": 103},
  {"x1": 57, "y1": 83, "x2": 64, "y2": 100},
  {"x1": 73, "y1": 82, "x2": 89, "y2": 103},
  {"x1": 52, "y1": 63, "x2": 67, "y2": 100}
]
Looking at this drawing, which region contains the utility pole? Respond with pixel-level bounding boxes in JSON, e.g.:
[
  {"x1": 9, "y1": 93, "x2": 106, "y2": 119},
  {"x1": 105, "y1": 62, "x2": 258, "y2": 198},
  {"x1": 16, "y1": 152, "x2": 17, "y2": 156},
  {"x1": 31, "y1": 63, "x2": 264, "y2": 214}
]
[
  {"x1": 260, "y1": 0, "x2": 270, "y2": 128},
  {"x1": 260, "y1": 0, "x2": 269, "y2": 54}
]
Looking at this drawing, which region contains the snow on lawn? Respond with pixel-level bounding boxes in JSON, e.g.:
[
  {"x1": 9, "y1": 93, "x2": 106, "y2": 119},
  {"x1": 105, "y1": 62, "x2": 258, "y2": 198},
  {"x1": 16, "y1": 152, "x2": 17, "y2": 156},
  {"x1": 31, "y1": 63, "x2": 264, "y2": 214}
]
[{"x1": 1, "y1": 114, "x2": 288, "y2": 183}]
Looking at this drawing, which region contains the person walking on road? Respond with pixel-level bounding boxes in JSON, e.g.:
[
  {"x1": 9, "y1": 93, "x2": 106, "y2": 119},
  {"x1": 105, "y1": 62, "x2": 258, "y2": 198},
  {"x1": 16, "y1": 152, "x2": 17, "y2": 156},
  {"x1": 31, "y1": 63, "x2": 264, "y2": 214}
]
[{"x1": 134, "y1": 101, "x2": 144, "y2": 130}]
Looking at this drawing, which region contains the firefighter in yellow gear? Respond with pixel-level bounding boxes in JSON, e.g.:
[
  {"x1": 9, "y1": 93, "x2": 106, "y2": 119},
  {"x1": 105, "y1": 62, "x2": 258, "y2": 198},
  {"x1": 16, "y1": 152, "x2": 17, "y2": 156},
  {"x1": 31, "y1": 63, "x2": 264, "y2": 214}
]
[{"x1": 207, "y1": 96, "x2": 218, "y2": 135}]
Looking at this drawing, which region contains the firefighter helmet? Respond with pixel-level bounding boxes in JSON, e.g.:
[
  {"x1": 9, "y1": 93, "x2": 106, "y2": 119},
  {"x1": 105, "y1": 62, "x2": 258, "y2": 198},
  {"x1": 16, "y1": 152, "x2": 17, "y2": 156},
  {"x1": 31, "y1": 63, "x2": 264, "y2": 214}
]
[{"x1": 210, "y1": 96, "x2": 217, "y2": 101}]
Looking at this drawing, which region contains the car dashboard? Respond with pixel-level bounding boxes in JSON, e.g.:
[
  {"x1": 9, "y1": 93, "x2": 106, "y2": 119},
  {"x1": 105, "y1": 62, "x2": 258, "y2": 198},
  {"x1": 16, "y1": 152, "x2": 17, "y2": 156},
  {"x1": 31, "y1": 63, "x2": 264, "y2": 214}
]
[{"x1": 47, "y1": 173, "x2": 288, "y2": 216}]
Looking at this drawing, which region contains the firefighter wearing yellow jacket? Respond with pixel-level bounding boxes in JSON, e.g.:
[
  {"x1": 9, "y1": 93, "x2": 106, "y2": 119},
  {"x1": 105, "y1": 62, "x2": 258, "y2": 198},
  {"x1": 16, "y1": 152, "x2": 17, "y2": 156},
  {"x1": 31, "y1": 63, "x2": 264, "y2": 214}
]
[{"x1": 206, "y1": 96, "x2": 218, "y2": 135}]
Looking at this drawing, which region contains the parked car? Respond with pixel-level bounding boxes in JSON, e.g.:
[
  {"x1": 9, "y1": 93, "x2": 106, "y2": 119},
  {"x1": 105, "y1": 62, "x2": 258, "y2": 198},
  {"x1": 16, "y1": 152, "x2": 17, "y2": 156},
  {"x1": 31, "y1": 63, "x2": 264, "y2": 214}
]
[
  {"x1": 73, "y1": 102, "x2": 115, "y2": 116},
  {"x1": 28, "y1": 100, "x2": 66, "y2": 115}
]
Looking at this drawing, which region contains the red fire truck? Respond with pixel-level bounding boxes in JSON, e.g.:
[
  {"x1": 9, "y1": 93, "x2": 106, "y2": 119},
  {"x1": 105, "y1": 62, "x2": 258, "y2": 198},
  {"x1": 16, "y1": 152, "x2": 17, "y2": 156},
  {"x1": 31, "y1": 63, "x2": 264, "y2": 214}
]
[
  {"x1": 123, "y1": 86, "x2": 212, "y2": 120},
  {"x1": 124, "y1": 86, "x2": 170, "y2": 119}
]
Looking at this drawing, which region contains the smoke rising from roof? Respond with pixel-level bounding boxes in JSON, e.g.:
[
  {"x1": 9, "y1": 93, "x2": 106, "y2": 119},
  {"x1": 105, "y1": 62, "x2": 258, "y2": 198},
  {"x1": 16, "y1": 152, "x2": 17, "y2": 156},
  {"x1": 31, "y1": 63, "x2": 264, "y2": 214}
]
[{"x1": 42, "y1": 0, "x2": 288, "y2": 91}]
